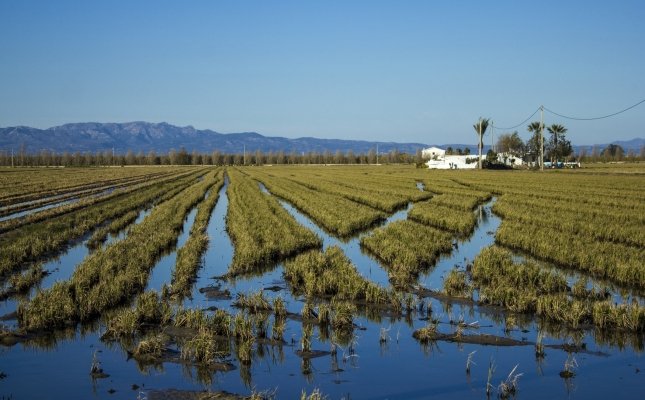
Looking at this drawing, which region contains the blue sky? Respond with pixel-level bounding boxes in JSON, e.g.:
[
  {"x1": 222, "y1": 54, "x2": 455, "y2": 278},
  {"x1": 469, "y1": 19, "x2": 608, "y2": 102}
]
[{"x1": 1, "y1": 0, "x2": 643, "y2": 145}]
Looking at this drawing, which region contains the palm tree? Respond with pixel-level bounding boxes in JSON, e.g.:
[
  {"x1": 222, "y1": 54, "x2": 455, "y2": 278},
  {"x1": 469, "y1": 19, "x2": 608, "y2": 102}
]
[
  {"x1": 547, "y1": 124, "x2": 568, "y2": 163},
  {"x1": 527, "y1": 121, "x2": 544, "y2": 167},
  {"x1": 473, "y1": 118, "x2": 490, "y2": 169}
]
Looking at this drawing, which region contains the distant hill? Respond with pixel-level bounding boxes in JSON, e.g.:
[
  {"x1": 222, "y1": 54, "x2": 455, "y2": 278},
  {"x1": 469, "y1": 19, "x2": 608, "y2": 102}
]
[
  {"x1": 574, "y1": 138, "x2": 644, "y2": 154},
  {"x1": 0, "y1": 122, "x2": 428, "y2": 154},
  {"x1": 0, "y1": 122, "x2": 641, "y2": 155}
]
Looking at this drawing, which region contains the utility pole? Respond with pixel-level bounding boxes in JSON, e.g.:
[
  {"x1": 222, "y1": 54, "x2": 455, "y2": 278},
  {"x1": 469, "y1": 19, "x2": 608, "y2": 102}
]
[
  {"x1": 491, "y1": 121, "x2": 494, "y2": 153},
  {"x1": 243, "y1": 144, "x2": 246, "y2": 165},
  {"x1": 540, "y1": 105, "x2": 544, "y2": 171},
  {"x1": 11, "y1": 148, "x2": 14, "y2": 168},
  {"x1": 376, "y1": 144, "x2": 379, "y2": 165},
  {"x1": 478, "y1": 123, "x2": 482, "y2": 170}
]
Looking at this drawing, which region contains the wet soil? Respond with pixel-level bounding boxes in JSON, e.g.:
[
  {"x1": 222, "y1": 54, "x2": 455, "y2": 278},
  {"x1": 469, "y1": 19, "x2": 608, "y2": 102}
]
[{"x1": 147, "y1": 389, "x2": 247, "y2": 400}]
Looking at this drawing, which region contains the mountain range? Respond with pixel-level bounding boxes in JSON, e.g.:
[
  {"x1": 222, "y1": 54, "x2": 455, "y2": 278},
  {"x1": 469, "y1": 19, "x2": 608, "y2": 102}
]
[
  {"x1": 0, "y1": 122, "x2": 642, "y2": 155},
  {"x1": 0, "y1": 122, "x2": 428, "y2": 154}
]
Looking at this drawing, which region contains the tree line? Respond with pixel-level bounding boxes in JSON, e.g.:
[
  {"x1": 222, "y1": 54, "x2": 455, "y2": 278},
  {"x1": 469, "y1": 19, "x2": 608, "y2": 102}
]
[
  {"x1": 480, "y1": 120, "x2": 644, "y2": 164},
  {"x1": 1, "y1": 128, "x2": 642, "y2": 167},
  {"x1": 0, "y1": 147, "x2": 423, "y2": 167}
]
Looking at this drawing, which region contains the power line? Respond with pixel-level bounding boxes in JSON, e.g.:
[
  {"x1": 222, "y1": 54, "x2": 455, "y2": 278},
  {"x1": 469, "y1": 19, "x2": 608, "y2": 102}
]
[
  {"x1": 544, "y1": 98, "x2": 645, "y2": 121},
  {"x1": 494, "y1": 107, "x2": 541, "y2": 130}
]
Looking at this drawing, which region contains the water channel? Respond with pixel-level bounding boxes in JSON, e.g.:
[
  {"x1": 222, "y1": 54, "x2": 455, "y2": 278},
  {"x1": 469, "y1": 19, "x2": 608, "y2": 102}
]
[
  {"x1": 0, "y1": 207, "x2": 152, "y2": 326},
  {"x1": 1, "y1": 179, "x2": 642, "y2": 400}
]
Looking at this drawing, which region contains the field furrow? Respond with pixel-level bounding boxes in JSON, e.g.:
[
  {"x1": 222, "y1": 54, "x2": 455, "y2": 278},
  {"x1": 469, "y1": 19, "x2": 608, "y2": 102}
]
[{"x1": 225, "y1": 168, "x2": 322, "y2": 275}]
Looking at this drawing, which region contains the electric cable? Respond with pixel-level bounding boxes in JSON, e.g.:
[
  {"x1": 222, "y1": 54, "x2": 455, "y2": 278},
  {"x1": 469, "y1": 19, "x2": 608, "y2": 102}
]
[
  {"x1": 493, "y1": 107, "x2": 541, "y2": 130},
  {"x1": 544, "y1": 99, "x2": 645, "y2": 121}
]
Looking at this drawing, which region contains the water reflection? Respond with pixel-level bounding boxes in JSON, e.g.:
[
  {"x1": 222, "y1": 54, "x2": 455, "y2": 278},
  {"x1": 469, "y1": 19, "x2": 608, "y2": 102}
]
[
  {"x1": 0, "y1": 187, "x2": 117, "y2": 223},
  {"x1": 259, "y1": 181, "x2": 401, "y2": 286},
  {"x1": 418, "y1": 199, "x2": 499, "y2": 290},
  {"x1": 3, "y1": 175, "x2": 645, "y2": 400},
  {"x1": 103, "y1": 208, "x2": 152, "y2": 247},
  {"x1": 0, "y1": 197, "x2": 79, "y2": 222},
  {"x1": 146, "y1": 206, "x2": 199, "y2": 292},
  {"x1": 0, "y1": 206, "x2": 153, "y2": 322},
  {"x1": 184, "y1": 178, "x2": 233, "y2": 309}
]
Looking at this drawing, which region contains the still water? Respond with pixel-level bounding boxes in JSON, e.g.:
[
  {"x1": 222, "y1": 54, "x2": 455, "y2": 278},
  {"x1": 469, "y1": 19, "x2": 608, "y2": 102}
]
[{"x1": 1, "y1": 182, "x2": 642, "y2": 399}]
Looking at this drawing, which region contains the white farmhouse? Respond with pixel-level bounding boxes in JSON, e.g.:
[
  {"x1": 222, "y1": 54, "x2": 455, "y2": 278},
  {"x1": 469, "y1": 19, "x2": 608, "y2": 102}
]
[
  {"x1": 426, "y1": 155, "x2": 481, "y2": 169},
  {"x1": 496, "y1": 152, "x2": 524, "y2": 167},
  {"x1": 421, "y1": 146, "x2": 446, "y2": 160}
]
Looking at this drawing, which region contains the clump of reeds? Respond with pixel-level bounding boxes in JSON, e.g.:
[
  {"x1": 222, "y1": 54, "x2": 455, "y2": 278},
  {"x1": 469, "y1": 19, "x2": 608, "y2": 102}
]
[
  {"x1": 379, "y1": 325, "x2": 392, "y2": 344},
  {"x1": 236, "y1": 338, "x2": 253, "y2": 366},
  {"x1": 174, "y1": 308, "x2": 209, "y2": 330},
  {"x1": 559, "y1": 354, "x2": 578, "y2": 378},
  {"x1": 535, "y1": 331, "x2": 545, "y2": 359},
  {"x1": 272, "y1": 317, "x2": 285, "y2": 341},
  {"x1": 133, "y1": 333, "x2": 167, "y2": 358},
  {"x1": 90, "y1": 349, "x2": 104, "y2": 376},
  {"x1": 359, "y1": 220, "x2": 453, "y2": 285},
  {"x1": 443, "y1": 269, "x2": 472, "y2": 298},
  {"x1": 135, "y1": 291, "x2": 171, "y2": 325},
  {"x1": 498, "y1": 364, "x2": 523, "y2": 399},
  {"x1": 317, "y1": 303, "x2": 331, "y2": 325},
  {"x1": 300, "y1": 323, "x2": 313, "y2": 353},
  {"x1": 18, "y1": 281, "x2": 78, "y2": 330},
  {"x1": 234, "y1": 290, "x2": 273, "y2": 313},
  {"x1": 486, "y1": 358, "x2": 495, "y2": 397},
  {"x1": 408, "y1": 200, "x2": 477, "y2": 236},
  {"x1": 209, "y1": 309, "x2": 232, "y2": 336},
  {"x1": 254, "y1": 314, "x2": 269, "y2": 339},
  {"x1": 87, "y1": 209, "x2": 140, "y2": 249},
  {"x1": 301, "y1": 301, "x2": 317, "y2": 320},
  {"x1": 181, "y1": 329, "x2": 226, "y2": 364},
  {"x1": 103, "y1": 308, "x2": 140, "y2": 338},
  {"x1": 472, "y1": 245, "x2": 645, "y2": 335},
  {"x1": 273, "y1": 296, "x2": 287, "y2": 318},
  {"x1": 592, "y1": 301, "x2": 645, "y2": 331},
  {"x1": 233, "y1": 312, "x2": 254, "y2": 341},
  {"x1": 300, "y1": 388, "x2": 325, "y2": 400},
  {"x1": 331, "y1": 302, "x2": 356, "y2": 332},
  {"x1": 412, "y1": 320, "x2": 439, "y2": 343},
  {"x1": 571, "y1": 278, "x2": 588, "y2": 298},
  {"x1": 8, "y1": 263, "x2": 45, "y2": 294},
  {"x1": 466, "y1": 350, "x2": 476, "y2": 374}
]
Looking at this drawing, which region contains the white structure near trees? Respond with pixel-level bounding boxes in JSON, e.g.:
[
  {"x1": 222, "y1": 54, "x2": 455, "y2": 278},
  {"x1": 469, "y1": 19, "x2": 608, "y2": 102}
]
[
  {"x1": 426, "y1": 155, "x2": 481, "y2": 169},
  {"x1": 421, "y1": 146, "x2": 446, "y2": 160},
  {"x1": 496, "y1": 152, "x2": 524, "y2": 167}
]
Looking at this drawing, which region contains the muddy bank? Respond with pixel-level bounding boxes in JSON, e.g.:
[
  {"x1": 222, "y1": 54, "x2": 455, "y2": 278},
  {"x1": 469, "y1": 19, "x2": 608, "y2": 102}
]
[
  {"x1": 131, "y1": 348, "x2": 236, "y2": 373},
  {"x1": 413, "y1": 329, "x2": 531, "y2": 346},
  {"x1": 413, "y1": 287, "x2": 476, "y2": 306},
  {"x1": 199, "y1": 285, "x2": 232, "y2": 300},
  {"x1": 544, "y1": 343, "x2": 610, "y2": 357},
  {"x1": 147, "y1": 389, "x2": 248, "y2": 400}
]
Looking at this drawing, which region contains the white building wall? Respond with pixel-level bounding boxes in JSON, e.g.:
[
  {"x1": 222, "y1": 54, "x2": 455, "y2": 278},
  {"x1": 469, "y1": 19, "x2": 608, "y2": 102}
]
[
  {"x1": 422, "y1": 147, "x2": 446, "y2": 159},
  {"x1": 426, "y1": 155, "x2": 480, "y2": 169},
  {"x1": 496, "y1": 152, "x2": 524, "y2": 167}
]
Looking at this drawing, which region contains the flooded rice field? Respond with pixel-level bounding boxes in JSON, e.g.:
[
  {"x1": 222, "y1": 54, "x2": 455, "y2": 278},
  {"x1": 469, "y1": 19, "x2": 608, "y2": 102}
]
[
  {"x1": 1, "y1": 176, "x2": 643, "y2": 400},
  {"x1": 0, "y1": 207, "x2": 153, "y2": 326}
]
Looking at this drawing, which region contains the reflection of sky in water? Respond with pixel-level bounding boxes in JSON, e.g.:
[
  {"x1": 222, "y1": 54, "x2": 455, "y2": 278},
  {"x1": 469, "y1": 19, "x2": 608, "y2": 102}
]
[
  {"x1": 145, "y1": 206, "x2": 199, "y2": 292},
  {"x1": 0, "y1": 187, "x2": 117, "y2": 223},
  {"x1": 2, "y1": 179, "x2": 643, "y2": 400},
  {"x1": 0, "y1": 197, "x2": 79, "y2": 222},
  {"x1": 0, "y1": 207, "x2": 152, "y2": 325},
  {"x1": 419, "y1": 200, "x2": 500, "y2": 291}
]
